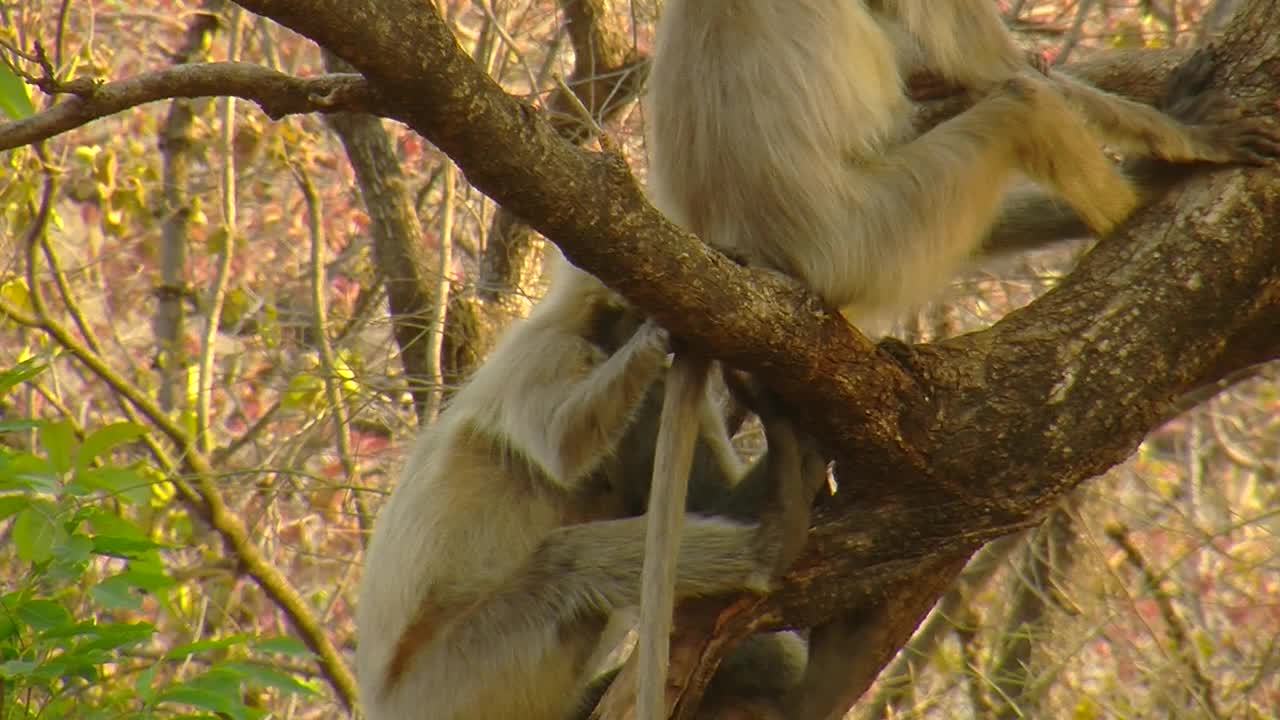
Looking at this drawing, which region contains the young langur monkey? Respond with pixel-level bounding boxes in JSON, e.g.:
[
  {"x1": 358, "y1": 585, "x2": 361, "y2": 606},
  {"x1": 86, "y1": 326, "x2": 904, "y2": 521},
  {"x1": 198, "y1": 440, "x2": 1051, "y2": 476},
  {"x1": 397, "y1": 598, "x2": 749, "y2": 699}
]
[
  {"x1": 635, "y1": 2, "x2": 1280, "y2": 718},
  {"x1": 355, "y1": 250, "x2": 826, "y2": 720}
]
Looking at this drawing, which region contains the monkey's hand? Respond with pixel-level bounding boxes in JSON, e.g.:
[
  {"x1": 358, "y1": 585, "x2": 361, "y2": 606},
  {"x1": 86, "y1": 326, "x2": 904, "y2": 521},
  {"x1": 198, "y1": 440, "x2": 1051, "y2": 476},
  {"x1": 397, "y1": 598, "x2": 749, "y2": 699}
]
[
  {"x1": 1026, "y1": 50, "x2": 1051, "y2": 78},
  {"x1": 1161, "y1": 49, "x2": 1280, "y2": 166},
  {"x1": 633, "y1": 318, "x2": 672, "y2": 357}
]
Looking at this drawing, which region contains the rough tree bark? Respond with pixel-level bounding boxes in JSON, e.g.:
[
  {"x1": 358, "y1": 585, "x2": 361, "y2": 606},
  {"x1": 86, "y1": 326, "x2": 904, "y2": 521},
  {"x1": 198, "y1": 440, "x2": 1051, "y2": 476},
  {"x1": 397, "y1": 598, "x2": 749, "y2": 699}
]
[
  {"x1": 213, "y1": 0, "x2": 1280, "y2": 715},
  {"x1": 441, "y1": 0, "x2": 649, "y2": 387}
]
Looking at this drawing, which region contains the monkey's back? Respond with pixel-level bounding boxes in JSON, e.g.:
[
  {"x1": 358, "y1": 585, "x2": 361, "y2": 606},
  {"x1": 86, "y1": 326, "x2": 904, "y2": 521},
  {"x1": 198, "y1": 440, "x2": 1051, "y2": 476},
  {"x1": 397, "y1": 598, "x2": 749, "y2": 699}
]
[{"x1": 647, "y1": 0, "x2": 909, "y2": 309}]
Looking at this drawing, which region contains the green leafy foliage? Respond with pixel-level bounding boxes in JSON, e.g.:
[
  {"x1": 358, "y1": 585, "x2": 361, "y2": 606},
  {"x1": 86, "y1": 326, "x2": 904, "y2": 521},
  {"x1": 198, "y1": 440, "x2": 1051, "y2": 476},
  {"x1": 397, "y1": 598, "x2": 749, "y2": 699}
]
[
  {"x1": 0, "y1": 362, "x2": 319, "y2": 719},
  {"x1": 0, "y1": 63, "x2": 34, "y2": 119}
]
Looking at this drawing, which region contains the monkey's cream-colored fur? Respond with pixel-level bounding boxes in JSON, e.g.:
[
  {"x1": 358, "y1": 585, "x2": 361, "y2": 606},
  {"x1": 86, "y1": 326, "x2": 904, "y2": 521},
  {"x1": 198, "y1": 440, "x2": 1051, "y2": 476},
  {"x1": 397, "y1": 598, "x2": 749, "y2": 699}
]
[
  {"x1": 637, "y1": 2, "x2": 1280, "y2": 718},
  {"x1": 355, "y1": 252, "x2": 816, "y2": 720},
  {"x1": 651, "y1": 2, "x2": 1131, "y2": 321},
  {"x1": 650, "y1": 1, "x2": 1274, "y2": 323}
]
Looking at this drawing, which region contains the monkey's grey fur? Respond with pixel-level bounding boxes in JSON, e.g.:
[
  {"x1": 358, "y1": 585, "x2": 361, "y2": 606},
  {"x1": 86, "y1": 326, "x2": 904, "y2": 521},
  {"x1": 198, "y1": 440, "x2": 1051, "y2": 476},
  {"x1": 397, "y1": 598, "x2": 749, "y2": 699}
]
[{"x1": 635, "y1": 2, "x2": 1280, "y2": 718}]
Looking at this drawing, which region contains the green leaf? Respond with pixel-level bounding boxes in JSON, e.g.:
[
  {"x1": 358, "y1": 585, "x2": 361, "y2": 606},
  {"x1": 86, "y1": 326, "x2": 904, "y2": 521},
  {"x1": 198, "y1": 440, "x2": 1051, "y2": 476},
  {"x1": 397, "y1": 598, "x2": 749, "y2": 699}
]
[
  {"x1": 76, "y1": 466, "x2": 151, "y2": 505},
  {"x1": 89, "y1": 575, "x2": 143, "y2": 610},
  {"x1": 83, "y1": 505, "x2": 148, "y2": 540},
  {"x1": 75, "y1": 422, "x2": 146, "y2": 472},
  {"x1": 135, "y1": 663, "x2": 158, "y2": 702},
  {"x1": 157, "y1": 685, "x2": 250, "y2": 720},
  {"x1": 92, "y1": 534, "x2": 165, "y2": 559},
  {"x1": 253, "y1": 635, "x2": 313, "y2": 657},
  {"x1": 0, "y1": 451, "x2": 58, "y2": 492},
  {"x1": 53, "y1": 533, "x2": 93, "y2": 565},
  {"x1": 0, "y1": 356, "x2": 45, "y2": 396},
  {"x1": 39, "y1": 420, "x2": 76, "y2": 475},
  {"x1": 29, "y1": 650, "x2": 101, "y2": 682},
  {"x1": 0, "y1": 64, "x2": 35, "y2": 119},
  {"x1": 0, "y1": 660, "x2": 38, "y2": 678},
  {"x1": 220, "y1": 661, "x2": 318, "y2": 697},
  {"x1": 16, "y1": 598, "x2": 71, "y2": 630},
  {"x1": 167, "y1": 634, "x2": 249, "y2": 658},
  {"x1": 0, "y1": 494, "x2": 29, "y2": 520},
  {"x1": 0, "y1": 419, "x2": 41, "y2": 434},
  {"x1": 89, "y1": 569, "x2": 172, "y2": 610},
  {"x1": 70, "y1": 621, "x2": 153, "y2": 653},
  {"x1": 13, "y1": 502, "x2": 58, "y2": 562}
]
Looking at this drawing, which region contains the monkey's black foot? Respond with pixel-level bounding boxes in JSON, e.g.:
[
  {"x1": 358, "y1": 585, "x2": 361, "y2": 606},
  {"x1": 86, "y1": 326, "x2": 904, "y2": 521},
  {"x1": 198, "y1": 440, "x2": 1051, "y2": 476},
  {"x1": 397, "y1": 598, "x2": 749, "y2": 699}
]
[{"x1": 877, "y1": 336, "x2": 919, "y2": 370}]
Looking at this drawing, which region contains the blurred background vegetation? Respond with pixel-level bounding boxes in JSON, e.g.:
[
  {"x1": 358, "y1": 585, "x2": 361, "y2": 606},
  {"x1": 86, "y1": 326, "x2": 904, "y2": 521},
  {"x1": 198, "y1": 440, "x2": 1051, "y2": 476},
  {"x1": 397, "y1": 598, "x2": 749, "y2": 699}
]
[{"x1": 0, "y1": 1, "x2": 1277, "y2": 717}]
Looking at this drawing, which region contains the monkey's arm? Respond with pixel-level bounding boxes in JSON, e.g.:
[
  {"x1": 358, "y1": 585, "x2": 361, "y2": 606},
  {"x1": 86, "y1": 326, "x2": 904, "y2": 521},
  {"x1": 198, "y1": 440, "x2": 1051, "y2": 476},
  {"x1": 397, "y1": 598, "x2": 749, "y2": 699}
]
[
  {"x1": 883, "y1": 0, "x2": 1027, "y2": 88},
  {"x1": 895, "y1": 3, "x2": 1280, "y2": 166},
  {"x1": 505, "y1": 321, "x2": 669, "y2": 488},
  {"x1": 1050, "y1": 67, "x2": 1280, "y2": 165}
]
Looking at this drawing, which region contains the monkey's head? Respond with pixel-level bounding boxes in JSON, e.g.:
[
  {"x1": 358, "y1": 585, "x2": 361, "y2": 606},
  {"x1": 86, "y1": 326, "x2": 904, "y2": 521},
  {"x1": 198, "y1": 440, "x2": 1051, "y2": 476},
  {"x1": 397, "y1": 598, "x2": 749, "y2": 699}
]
[{"x1": 540, "y1": 247, "x2": 643, "y2": 349}]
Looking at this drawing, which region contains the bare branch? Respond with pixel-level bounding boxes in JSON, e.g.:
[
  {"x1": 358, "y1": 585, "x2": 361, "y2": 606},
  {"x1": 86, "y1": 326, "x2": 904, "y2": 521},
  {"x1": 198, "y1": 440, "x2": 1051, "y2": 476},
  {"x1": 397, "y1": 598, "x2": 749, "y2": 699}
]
[{"x1": 0, "y1": 62, "x2": 375, "y2": 151}]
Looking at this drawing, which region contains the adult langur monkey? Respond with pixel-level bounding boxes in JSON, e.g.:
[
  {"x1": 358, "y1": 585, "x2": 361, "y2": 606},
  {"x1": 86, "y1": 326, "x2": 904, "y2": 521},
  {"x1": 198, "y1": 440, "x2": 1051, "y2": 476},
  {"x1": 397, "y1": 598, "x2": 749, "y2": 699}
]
[
  {"x1": 355, "y1": 249, "x2": 828, "y2": 720},
  {"x1": 635, "y1": 2, "x2": 1280, "y2": 719}
]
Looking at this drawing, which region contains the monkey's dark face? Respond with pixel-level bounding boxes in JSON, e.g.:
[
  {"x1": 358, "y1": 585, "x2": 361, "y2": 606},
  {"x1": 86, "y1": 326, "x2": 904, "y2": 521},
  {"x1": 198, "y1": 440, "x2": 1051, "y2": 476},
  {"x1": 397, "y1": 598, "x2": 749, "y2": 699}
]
[{"x1": 584, "y1": 301, "x2": 645, "y2": 355}]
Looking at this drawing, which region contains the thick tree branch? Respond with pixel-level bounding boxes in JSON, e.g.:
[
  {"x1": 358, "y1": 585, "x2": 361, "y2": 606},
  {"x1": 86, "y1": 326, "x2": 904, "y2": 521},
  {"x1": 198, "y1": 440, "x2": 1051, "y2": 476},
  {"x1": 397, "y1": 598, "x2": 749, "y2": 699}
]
[
  {"x1": 443, "y1": 0, "x2": 649, "y2": 386},
  {"x1": 227, "y1": 0, "x2": 932, "y2": 482},
  {"x1": 223, "y1": 0, "x2": 1280, "y2": 522},
  {"x1": 0, "y1": 62, "x2": 374, "y2": 151}
]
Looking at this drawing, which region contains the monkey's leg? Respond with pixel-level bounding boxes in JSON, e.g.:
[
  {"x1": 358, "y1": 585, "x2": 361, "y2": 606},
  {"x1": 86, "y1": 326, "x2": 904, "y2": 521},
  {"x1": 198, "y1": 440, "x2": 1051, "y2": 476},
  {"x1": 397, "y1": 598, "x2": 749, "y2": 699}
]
[
  {"x1": 451, "y1": 514, "x2": 776, "y2": 676},
  {"x1": 979, "y1": 156, "x2": 1193, "y2": 258},
  {"x1": 639, "y1": 352, "x2": 712, "y2": 720},
  {"x1": 890, "y1": 2, "x2": 1279, "y2": 166},
  {"x1": 980, "y1": 51, "x2": 1280, "y2": 259},
  {"x1": 989, "y1": 79, "x2": 1140, "y2": 236},
  {"x1": 819, "y1": 77, "x2": 1135, "y2": 314},
  {"x1": 783, "y1": 617, "x2": 883, "y2": 720}
]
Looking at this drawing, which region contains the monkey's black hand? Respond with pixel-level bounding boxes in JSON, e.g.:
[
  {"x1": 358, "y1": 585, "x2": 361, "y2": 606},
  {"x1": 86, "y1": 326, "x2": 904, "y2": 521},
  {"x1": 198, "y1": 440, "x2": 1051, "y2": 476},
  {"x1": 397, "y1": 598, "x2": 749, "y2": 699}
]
[
  {"x1": 1164, "y1": 49, "x2": 1280, "y2": 166},
  {"x1": 1026, "y1": 50, "x2": 1051, "y2": 78}
]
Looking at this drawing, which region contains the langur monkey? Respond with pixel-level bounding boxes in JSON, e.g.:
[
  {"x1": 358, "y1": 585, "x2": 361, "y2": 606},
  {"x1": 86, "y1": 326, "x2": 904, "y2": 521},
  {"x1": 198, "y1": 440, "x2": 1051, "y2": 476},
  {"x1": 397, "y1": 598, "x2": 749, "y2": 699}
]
[
  {"x1": 635, "y1": 2, "x2": 1280, "y2": 718},
  {"x1": 355, "y1": 250, "x2": 826, "y2": 720}
]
